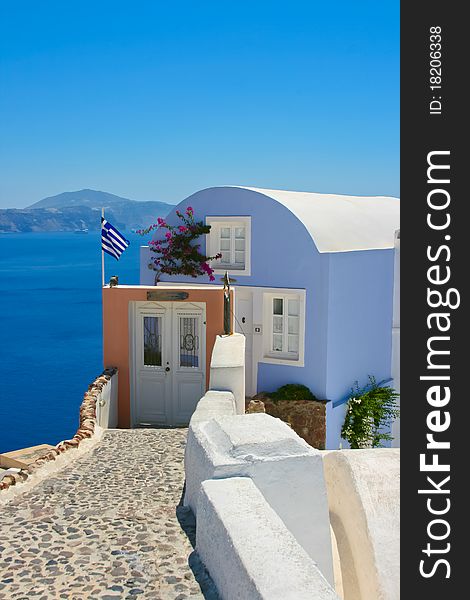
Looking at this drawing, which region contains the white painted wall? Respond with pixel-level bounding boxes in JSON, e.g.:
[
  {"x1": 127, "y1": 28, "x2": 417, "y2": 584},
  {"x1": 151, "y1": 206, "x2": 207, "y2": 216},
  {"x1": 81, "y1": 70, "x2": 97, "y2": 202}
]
[
  {"x1": 197, "y1": 477, "x2": 340, "y2": 600},
  {"x1": 185, "y1": 411, "x2": 335, "y2": 586},
  {"x1": 96, "y1": 372, "x2": 118, "y2": 429},
  {"x1": 209, "y1": 333, "x2": 245, "y2": 414},
  {"x1": 322, "y1": 449, "x2": 400, "y2": 600}
]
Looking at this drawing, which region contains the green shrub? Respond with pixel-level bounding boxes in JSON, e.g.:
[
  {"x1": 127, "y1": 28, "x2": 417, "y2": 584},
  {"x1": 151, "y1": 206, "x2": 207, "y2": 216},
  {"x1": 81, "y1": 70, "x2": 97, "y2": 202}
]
[
  {"x1": 341, "y1": 376, "x2": 400, "y2": 448},
  {"x1": 269, "y1": 383, "x2": 317, "y2": 402}
]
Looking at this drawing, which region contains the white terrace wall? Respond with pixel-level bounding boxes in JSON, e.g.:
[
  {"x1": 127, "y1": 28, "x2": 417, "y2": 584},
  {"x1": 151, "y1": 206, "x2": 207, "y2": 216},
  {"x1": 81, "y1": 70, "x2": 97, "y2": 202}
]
[
  {"x1": 323, "y1": 449, "x2": 400, "y2": 600},
  {"x1": 209, "y1": 332, "x2": 245, "y2": 414},
  {"x1": 197, "y1": 477, "x2": 339, "y2": 600},
  {"x1": 188, "y1": 390, "x2": 237, "y2": 424},
  {"x1": 185, "y1": 408, "x2": 335, "y2": 587},
  {"x1": 186, "y1": 333, "x2": 335, "y2": 594},
  {"x1": 187, "y1": 333, "x2": 400, "y2": 599}
]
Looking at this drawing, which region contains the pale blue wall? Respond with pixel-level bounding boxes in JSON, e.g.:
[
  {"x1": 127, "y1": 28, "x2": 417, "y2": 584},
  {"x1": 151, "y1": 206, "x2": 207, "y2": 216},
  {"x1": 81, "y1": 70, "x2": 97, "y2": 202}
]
[
  {"x1": 257, "y1": 255, "x2": 330, "y2": 400},
  {"x1": 325, "y1": 250, "x2": 395, "y2": 449},
  {"x1": 326, "y1": 250, "x2": 394, "y2": 399},
  {"x1": 140, "y1": 186, "x2": 395, "y2": 448}
]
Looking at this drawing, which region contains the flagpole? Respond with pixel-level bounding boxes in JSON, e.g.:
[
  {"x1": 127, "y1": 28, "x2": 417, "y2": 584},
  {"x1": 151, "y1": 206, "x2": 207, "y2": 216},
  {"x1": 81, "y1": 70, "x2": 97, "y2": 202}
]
[{"x1": 101, "y1": 207, "x2": 105, "y2": 287}]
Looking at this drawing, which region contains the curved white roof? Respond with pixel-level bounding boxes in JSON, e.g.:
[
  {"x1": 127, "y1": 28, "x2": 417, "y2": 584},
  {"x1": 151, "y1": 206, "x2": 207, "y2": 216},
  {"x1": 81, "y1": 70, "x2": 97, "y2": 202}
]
[{"x1": 228, "y1": 186, "x2": 400, "y2": 253}]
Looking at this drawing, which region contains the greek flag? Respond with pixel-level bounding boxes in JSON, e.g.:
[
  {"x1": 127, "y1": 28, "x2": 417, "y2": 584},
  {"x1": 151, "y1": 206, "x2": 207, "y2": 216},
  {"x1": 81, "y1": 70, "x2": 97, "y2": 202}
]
[{"x1": 101, "y1": 218, "x2": 130, "y2": 260}]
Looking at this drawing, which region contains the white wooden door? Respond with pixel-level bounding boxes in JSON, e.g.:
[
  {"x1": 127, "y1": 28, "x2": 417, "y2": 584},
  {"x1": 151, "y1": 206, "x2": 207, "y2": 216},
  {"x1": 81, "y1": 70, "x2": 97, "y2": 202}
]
[
  {"x1": 171, "y1": 303, "x2": 205, "y2": 425},
  {"x1": 235, "y1": 290, "x2": 254, "y2": 396},
  {"x1": 135, "y1": 304, "x2": 170, "y2": 425},
  {"x1": 133, "y1": 302, "x2": 205, "y2": 426}
]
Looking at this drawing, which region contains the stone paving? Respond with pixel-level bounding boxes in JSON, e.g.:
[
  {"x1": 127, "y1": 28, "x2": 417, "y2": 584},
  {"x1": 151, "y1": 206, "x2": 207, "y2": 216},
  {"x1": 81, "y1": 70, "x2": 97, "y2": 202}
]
[{"x1": 0, "y1": 429, "x2": 219, "y2": 600}]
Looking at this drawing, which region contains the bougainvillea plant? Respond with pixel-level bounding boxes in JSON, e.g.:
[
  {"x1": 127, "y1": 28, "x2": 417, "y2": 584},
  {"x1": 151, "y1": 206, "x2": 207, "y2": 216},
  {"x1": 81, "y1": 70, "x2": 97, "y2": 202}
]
[
  {"x1": 341, "y1": 376, "x2": 400, "y2": 449},
  {"x1": 138, "y1": 206, "x2": 222, "y2": 283}
]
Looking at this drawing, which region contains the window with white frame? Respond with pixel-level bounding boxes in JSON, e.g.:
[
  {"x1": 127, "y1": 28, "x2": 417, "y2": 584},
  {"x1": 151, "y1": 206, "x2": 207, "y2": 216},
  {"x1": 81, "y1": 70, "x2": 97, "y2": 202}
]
[
  {"x1": 206, "y1": 217, "x2": 251, "y2": 275},
  {"x1": 262, "y1": 291, "x2": 305, "y2": 365}
]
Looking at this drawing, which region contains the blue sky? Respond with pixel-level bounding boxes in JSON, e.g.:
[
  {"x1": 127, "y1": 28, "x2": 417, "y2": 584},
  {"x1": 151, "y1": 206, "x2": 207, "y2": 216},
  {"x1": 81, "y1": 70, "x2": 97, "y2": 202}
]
[{"x1": 0, "y1": 1, "x2": 399, "y2": 208}]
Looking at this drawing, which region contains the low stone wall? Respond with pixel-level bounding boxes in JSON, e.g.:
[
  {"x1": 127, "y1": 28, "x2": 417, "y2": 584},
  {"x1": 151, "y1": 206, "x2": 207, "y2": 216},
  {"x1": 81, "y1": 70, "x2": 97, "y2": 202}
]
[
  {"x1": 197, "y1": 477, "x2": 339, "y2": 600},
  {"x1": 0, "y1": 367, "x2": 118, "y2": 493},
  {"x1": 248, "y1": 396, "x2": 327, "y2": 449}
]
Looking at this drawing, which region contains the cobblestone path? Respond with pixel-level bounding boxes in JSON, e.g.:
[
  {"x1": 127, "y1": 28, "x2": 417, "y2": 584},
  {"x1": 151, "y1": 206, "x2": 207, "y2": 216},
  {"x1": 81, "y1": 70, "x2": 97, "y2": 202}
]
[{"x1": 0, "y1": 429, "x2": 219, "y2": 600}]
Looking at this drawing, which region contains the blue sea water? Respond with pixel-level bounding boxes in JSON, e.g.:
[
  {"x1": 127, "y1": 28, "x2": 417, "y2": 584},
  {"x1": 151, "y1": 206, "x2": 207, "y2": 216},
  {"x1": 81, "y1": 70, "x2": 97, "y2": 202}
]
[{"x1": 0, "y1": 231, "x2": 143, "y2": 453}]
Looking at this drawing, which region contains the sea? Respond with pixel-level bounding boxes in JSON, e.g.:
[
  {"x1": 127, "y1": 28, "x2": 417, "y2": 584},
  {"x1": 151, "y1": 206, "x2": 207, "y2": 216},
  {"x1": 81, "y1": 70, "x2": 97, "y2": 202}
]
[{"x1": 0, "y1": 231, "x2": 144, "y2": 454}]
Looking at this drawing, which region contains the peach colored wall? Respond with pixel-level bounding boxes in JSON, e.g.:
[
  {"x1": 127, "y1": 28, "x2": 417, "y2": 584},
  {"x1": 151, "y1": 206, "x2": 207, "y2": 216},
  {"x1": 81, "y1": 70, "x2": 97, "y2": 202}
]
[{"x1": 102, "y1": 286, "x2": 231, "y2": 428}]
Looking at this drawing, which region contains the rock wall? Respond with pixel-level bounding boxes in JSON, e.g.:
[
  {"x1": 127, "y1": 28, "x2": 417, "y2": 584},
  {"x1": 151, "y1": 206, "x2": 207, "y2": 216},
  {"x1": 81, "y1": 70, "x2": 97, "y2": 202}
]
[{"x1": 248, "y1": 396, "x2": 327, "y2": 449}]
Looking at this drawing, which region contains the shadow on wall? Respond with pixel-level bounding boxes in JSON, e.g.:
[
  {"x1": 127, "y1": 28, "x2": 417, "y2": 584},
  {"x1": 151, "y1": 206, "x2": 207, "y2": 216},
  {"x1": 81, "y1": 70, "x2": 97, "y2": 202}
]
[{"x1": 329, "y1": 513, "x2": 361, "y2": 600}]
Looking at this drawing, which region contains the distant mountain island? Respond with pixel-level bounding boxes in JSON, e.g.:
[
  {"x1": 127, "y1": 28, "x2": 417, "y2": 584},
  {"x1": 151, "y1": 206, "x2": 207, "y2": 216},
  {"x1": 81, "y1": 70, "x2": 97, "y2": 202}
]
[{"x1": 0, "y1": 189, "x2": 175, "y2": 233}]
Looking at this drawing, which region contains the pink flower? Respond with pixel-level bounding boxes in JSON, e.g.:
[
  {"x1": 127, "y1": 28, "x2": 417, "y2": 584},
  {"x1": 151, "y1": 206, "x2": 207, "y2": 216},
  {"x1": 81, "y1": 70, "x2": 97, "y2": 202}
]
[
  {"x1": 165, "y1": 232, "x2": 172, "y2": 240},
  {"x1": 186, "y1": 206, "x2": 193, "y2": 215},
  {"x1": 201, "y1": 262, "x2": 212, "y2": 274},
  {"x1": 209, "y1": 275, "x2": 215, "y2": 281},
  {"x1": 178, "y1": 226, "x2": 187, "y2": 232},
  {"x1": 157, "y1": 217, "x2": 166, "y2": 226}
]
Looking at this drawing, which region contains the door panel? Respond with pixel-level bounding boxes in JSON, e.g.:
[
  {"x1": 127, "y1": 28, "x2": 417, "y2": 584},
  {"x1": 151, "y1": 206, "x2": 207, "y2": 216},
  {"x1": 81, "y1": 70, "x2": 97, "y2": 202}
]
[
  {"x1": 172, "y1": 306, "x2": 204, "y2": 424},
  {"x1": 138, "y1": 375, "x2": 167, "y2": 424},
  {"x1": 173, "y1": 379, "x2": 204, "y2": 425},
  {"x1": 135, "y1": 307, "x2": 171, "y2": 425}
]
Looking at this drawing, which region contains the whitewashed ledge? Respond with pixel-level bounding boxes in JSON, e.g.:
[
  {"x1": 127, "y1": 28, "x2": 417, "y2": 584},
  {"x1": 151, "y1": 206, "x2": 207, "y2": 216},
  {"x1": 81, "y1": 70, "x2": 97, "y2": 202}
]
[
  {"x1": 0, "y1": 367, "x2": 118, "y2": 497},
  {"x1": 197, "y1": 477, "x2": 340, "y2": 600},
  {"x1": 188, "y1": 390, "x2": 237, "y2": 425}
]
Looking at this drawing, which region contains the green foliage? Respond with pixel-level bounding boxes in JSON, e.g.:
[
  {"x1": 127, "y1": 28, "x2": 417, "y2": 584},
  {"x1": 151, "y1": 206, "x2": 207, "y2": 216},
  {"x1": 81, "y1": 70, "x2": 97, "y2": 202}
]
[
  {"x1": 270, "y1": 383, "x2": 317, "y2": 402},
  {"x1": 341, "y1": 376, "x2": 400, "y2": 448}
]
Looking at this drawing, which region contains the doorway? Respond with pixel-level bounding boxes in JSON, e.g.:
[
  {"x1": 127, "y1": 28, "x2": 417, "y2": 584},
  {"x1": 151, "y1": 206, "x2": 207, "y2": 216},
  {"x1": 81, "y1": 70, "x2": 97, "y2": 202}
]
[{"x1": 131, "y1": 301, "x2": 206, "y2": 426}]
